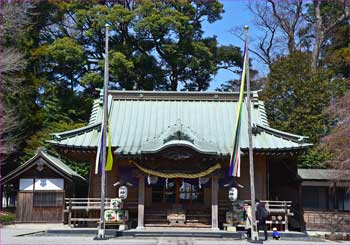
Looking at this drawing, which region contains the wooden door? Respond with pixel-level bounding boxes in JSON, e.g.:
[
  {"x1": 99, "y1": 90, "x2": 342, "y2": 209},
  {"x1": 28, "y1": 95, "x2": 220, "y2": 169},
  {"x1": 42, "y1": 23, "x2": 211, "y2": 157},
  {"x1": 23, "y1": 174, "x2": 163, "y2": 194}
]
[{"x1": 16, "y1": 192, "x2": 33, "y2": 222}]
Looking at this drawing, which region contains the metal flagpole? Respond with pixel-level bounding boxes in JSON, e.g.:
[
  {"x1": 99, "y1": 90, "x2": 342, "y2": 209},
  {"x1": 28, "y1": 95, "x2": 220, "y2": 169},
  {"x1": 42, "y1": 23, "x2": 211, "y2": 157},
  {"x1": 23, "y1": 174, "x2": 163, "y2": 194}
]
[
  {"x1": 95, "y1": 23, "x2": 110, "y2": 240},
  {"x1": 244, "y1": 25, "x2": 259, "y2": 242}
]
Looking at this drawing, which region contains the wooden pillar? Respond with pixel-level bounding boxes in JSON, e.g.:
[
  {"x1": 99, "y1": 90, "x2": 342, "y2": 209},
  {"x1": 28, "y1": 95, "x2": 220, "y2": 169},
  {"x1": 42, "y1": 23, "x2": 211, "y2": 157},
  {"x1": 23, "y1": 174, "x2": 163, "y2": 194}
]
[
  {"x1": 68, "y1": 198, "x2": 72, "y2": 227},
  {"x1": 137, "y1": 176, "x2": 145, "y2": 229},
  {"x1": 211, "y1": 176, "x2": 219, "y2": 230},
  {"x1": 298, "y1": 184, "x2": 306, "y2": 232},
  {"x1": 176, "y1": 179, "x2": 180, "y2": 204},
  {"x1": 333, "y1": 181, "x2": 337, "y2": 211},
  {"x1": 284, "y1": 201, "x2": 289, "y2": 231},
  {"x1": 0, "y1": 184, "x2": 3, "y2": 210}
]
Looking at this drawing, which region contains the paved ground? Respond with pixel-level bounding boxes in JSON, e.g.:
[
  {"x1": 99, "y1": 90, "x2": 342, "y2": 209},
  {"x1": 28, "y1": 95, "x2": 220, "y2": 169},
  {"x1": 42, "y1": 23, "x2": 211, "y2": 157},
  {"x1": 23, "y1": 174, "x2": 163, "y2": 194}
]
[{"x1": 1, "y1": 224, "x2": 348, "y2": 245}]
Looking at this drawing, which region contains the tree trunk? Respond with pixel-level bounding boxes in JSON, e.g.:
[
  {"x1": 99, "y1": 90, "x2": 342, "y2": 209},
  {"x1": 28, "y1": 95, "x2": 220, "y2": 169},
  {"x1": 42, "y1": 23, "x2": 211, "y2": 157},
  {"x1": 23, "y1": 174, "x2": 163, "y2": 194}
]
[
  {"x1": 170, "y1": 69, "x2": 178, "y2": 91},
  {"x1": 312, "y1": 0, "x2": 323, "y2": 71},
  {"x1": 288, "y1": 34, "x2": 296, "y2": 54}
]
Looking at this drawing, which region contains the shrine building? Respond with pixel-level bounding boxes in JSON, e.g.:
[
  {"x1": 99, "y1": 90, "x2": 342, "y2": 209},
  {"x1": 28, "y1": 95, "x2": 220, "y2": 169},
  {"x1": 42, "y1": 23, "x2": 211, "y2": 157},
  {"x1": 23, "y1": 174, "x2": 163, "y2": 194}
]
[{"x1": 48, "y1": 90, "x2": 310, "y2": 230}]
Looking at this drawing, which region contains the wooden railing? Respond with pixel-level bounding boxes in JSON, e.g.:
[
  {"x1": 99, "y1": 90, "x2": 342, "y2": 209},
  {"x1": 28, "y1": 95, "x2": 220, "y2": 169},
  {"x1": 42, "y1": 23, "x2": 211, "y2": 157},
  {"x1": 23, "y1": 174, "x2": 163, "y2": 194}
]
[
  {"x1": 65, "y1": 198, "x2": 293, "y2": 230},
  {"x1": 219, "y1": 200, "x2": 293, "y2": 231},
  {"x1": 264, "y1": 200, "x2": 293, "y2": 231},
  {"x1": 64, "y1": 198, "x2": 138, "y2": 227}
]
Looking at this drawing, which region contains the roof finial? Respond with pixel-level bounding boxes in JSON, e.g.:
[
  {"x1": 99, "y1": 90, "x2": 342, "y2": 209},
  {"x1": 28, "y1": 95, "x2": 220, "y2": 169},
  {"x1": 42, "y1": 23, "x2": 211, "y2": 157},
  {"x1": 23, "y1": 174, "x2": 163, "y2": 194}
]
[{"x1": 36, "y1": 147, "x2": 46, "y2": 154}]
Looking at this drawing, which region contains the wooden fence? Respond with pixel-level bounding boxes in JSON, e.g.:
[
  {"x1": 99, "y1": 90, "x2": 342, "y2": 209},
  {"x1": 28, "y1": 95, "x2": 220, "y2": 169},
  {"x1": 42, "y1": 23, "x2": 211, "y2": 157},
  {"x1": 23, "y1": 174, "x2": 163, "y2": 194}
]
[
  {"x1": 219, "y1": 200, "x2": 293, "y2": 231},
  {"x1": 64, "y1": 198, "x2": 138, "y2": 227},
  {"x1": 304, "y1": 210, "x2": 350, "y2": 232}
]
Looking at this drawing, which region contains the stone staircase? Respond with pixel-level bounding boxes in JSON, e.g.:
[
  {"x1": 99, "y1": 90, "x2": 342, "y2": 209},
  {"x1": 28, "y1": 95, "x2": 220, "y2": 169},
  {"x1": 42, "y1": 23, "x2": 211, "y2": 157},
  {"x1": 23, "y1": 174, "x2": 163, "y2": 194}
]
[{"x1": 144, "y1": 209, "x2": 167, "y2": 226}]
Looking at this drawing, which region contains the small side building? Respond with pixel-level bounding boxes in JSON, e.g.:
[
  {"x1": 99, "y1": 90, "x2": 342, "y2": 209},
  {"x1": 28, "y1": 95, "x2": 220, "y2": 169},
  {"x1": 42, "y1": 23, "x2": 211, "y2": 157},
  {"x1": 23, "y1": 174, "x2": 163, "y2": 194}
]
[
  {"x1": 0, "y1": 149, "x2": 86, "y2": 223},
  {"x1": 298, "y1": 169, "x2": 350, "y2": 232}
]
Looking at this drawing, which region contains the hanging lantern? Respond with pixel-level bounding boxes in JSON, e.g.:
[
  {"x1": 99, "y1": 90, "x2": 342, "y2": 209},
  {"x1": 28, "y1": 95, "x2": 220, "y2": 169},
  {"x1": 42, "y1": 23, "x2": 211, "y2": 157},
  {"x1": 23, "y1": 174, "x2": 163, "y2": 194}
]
[
  {"x1": 228, "y1": 187, "x2": 238, "y2": 201},
  {"x1": 199, "y1": 177, "x2": 209, "y2": 185},
  {"x1": 198, "y1": 178, "x2": 202, "y2": 189},
  {"x1": 147, "y1": 174, "x2": 151, "y2": 185},
  {"x1": 118, "y1": 185, "x2": 128, "y2": 199},
  {"x1": 150, "y1": 176, "x2": 158, "y2": 184},
  {"x1": 165, "y1": 178, "x2": 168, "y2": 189},
  {"x1": 181, "y1": 179, "x2": 185, "y2": 191}
]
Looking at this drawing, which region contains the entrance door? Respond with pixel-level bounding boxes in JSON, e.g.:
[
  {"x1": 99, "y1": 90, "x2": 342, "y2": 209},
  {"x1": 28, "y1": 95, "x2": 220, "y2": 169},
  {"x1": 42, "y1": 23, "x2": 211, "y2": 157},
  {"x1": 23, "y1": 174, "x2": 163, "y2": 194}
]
[
  {"x1": 151, "y1": 178, "x2": 203, "y2": 207},
  {"x1": 178, "y1": 179, "x2": 203, "y2": 206},
  {"x1": 148, "y1": 178, "x2": 209, "y2": 226}
]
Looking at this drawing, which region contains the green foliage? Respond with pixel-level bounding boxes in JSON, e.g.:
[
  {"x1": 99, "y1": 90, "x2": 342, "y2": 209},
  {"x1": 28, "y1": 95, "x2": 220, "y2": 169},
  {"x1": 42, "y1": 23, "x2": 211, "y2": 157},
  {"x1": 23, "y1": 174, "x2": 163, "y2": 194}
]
[
  {"x1": 0, "y1": 212, "x2": 16, "y2": 223},
  {"x1": 1, "y1": 1, "x2": 243, "y2": 169},
  {"x1": 34, "y1": 0, "x2": 242, "y2": 91},
  {"x1": 23, "y1": 122, "x2": 85, "y2": 161},
  {"x1": 298, "y1": 146, "x2": 332, "y2": 168},
  {"x1": 262, "y1": 52, "x2": 346, "y2": 143},
  {"x1": 61, "y1": 156, "x2": 91, "y2": 178}
]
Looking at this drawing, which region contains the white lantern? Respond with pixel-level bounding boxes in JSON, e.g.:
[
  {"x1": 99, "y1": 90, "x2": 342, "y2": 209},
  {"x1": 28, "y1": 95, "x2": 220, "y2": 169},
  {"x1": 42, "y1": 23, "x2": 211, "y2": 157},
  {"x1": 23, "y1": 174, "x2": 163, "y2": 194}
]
[
  {"x1": 228, "y1": 187, "x2": 238, "y2": 201},
  {"x1": 119, "y1": 185, "x2": 128, "y2": 199}
]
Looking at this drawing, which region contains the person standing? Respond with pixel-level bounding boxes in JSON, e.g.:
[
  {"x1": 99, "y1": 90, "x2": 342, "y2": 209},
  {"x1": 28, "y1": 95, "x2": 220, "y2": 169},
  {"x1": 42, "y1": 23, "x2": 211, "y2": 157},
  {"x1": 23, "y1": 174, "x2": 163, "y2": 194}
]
[
  {"x1": 244, "y1": 204, "x2": 252, "y2": 239},
  {"x1": 256, "y1": 199, "x2": 269, "y2": 240}
]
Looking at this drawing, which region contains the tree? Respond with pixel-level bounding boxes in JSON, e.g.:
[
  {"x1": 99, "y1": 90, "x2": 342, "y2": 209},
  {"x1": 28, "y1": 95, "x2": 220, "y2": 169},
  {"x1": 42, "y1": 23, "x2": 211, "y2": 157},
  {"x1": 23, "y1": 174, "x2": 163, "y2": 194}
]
[
  {"x1": 262, "y1": 52, "x2": 345, "y2": 143},
  {"x1": 215, "y1": 65, "x2": 262, "y2": 92},
  {"x1": 321, "y1": 91, "x2": 350, "y2": 171},
  {"x1": 0, "y1": 1, "x2": 33, "y2": 168},
  {"x1": 237, "y1": 0, "x2": 306, "y2": 69},
  {"x1": 1, "y1": 0, "x2": 242, "y2": 164},
  {"x1": 34, "y1": 1, "x2": 242, "y2": 92},
  {"x1": 243, "y1": 0, "x2": 349, "y2": 71},
  {"x1": 309, "y1": 0, "x2": 350, "y2": 70}
]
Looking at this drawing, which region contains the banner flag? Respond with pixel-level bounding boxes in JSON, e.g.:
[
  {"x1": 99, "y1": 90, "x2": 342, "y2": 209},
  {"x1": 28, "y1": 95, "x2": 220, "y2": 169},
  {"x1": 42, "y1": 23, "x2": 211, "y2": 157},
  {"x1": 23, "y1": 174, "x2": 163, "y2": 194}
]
[
  {"x1": 105, "y1": 122, "x2": 113, "y2": 171},
  {"x1": 228, "y1": 44, "x2": 248, "y2": 177}
]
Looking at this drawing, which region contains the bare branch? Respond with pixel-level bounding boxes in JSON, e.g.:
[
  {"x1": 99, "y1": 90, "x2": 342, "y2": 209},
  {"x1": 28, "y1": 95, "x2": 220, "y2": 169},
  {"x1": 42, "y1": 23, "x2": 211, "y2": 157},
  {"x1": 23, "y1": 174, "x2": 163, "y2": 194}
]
[{"x1": 267, "y1": 0, "x2": 304, "y2": 53}]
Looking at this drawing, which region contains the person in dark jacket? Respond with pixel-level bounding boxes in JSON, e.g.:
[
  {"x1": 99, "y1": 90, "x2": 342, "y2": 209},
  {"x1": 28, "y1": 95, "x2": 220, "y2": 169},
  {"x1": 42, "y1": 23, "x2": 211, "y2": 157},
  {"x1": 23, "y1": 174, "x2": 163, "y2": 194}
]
[{"x1": 256, "y1": 199, "x2": 269, "y2": 240}]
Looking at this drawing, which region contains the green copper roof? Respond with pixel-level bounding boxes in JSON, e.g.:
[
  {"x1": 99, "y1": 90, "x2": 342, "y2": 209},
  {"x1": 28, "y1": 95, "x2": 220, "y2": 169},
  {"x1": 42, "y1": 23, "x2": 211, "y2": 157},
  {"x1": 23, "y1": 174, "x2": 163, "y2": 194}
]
[{"x1": 48, "y1": 91, "x2": 310, "y2": 155}]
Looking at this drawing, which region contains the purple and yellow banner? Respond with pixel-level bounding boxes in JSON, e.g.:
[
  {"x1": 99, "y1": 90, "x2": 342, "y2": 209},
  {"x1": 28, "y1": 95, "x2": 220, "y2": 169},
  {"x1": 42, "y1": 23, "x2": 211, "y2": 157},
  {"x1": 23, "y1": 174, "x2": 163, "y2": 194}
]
[{"x1": 228, "y1": 44, "x2": 248, "y2": 177}]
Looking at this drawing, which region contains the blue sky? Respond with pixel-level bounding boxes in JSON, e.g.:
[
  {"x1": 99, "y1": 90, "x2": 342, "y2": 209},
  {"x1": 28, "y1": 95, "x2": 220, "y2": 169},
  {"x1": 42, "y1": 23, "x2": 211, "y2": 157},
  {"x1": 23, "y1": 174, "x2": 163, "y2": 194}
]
[{"x1": 203, "y1": 0, "x2": 267, "y2": 90}]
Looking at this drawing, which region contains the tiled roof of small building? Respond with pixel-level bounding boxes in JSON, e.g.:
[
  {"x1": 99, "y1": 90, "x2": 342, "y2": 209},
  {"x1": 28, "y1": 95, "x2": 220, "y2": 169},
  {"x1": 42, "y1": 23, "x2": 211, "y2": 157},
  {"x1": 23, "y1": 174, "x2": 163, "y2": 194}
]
[
  {"x1": 298, "y1": 169, "x2": 350, "y2": 181},
  {"x1": 1, "y1": 149, "x2": 86, "y2": 184}
]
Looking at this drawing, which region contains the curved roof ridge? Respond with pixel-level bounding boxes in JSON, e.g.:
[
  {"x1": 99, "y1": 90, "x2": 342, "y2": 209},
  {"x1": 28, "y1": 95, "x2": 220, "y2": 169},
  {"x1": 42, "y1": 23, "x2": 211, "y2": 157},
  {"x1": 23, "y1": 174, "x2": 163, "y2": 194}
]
[
  {"x1": 51, "y1": 123, "x2": 101, "y2": 140},
  {"x1": 88, "y1": 99, "x2": 101, "y2": 125},
  {"x1": 256, "y1": 124, "x2": 309, "y2": 142},
  {"x1": 141, "y1": 140, "x2": 217, "y2": 155},
  {"x1": 108, "y1": 90, "x2": 261, "y2": 102}
]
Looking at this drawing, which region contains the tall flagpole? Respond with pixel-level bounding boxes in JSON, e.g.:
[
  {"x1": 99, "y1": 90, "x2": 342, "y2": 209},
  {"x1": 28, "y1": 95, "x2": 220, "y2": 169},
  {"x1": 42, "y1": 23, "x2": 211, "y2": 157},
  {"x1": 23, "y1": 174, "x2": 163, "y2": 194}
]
[
  {"x1": 245, "y1": 25, "x2": 258, "y2": 242},
  {"x1": 96, "y1": 23, "x2": 109, "y2": 240}
]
